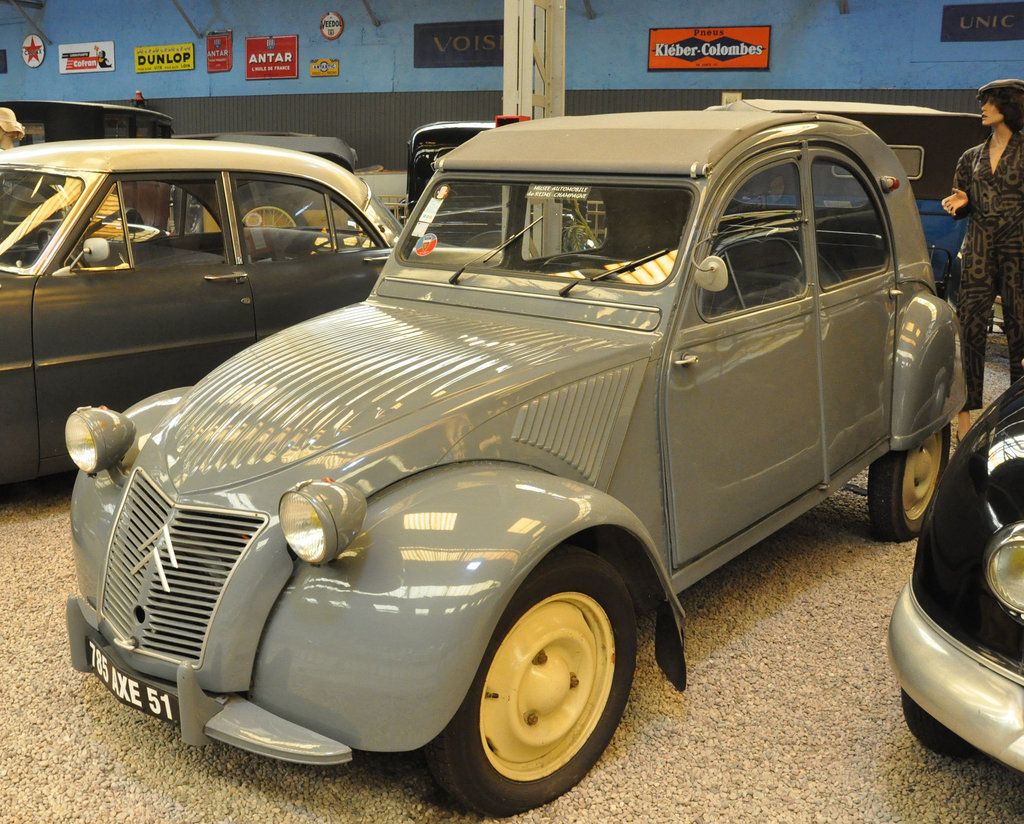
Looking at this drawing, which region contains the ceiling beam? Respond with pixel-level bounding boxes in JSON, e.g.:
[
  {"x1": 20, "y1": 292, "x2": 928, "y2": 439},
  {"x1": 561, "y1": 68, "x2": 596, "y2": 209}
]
[{"x1": 5, "y1": 0, "x2": 49, "y2": 44}]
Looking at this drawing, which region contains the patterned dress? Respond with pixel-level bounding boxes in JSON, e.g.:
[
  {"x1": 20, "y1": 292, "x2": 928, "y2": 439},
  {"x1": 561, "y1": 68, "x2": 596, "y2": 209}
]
[{"x1": 954, "y1": 131, "x2": 1024, "y2": 410}]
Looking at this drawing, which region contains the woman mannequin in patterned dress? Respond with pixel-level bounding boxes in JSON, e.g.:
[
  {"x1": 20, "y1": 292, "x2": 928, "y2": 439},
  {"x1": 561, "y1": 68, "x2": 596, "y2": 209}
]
[{"x1": 942, "y1": 78, "x2": 1024, "y2": 438}]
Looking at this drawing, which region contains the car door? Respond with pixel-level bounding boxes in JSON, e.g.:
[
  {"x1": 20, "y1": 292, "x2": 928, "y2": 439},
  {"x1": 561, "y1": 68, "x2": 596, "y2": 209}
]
[
  {"x1": 809, "y1": 152, "x2": 896, "y2": 472},
  {"x1": 229, "y1": 174, "x2": 390, "y2": 339},
  {"x1": 664, "y1": 154, "x2": 825, "y2": 568},
  {"x1": 32, "y1": 174, "x2": 256, "y2": 468},
  {"x1": 0, "y1": 274, "x2": 39, "y2": 483}
]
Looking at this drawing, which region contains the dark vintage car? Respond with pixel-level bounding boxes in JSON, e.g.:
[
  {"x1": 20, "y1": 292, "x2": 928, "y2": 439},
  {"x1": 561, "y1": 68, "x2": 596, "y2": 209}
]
[
  {"x1": 890, "y1": 379, "x2": 1024, "y2": 769},
  {"x1": 0, "y1": 138, "x2": 400, "y2": 484},
  {"x1": 66, "y1": 110, "x2": 962, "y2": 815},
  {"x1": 1, "y1": 99, "x2": 174, "y2": 143}
]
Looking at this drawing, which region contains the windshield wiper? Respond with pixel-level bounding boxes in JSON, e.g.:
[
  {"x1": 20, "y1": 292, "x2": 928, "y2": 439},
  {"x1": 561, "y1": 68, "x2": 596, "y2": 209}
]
[
  {"x1": 449, "y1": 216, "x2": 543, "y2": 284},
  {"x1": 559, "y1": 248, "x2": 671, "y2": 297}
]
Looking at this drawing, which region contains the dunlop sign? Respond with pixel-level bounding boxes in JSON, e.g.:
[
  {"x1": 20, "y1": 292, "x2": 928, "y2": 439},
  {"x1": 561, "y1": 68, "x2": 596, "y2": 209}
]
[
  {"x1": 136, "y1": 43, "x2": 195, "y2": 73},
  {"x1": 648, "y1": 26, "x2": 771, "y2": 71}
]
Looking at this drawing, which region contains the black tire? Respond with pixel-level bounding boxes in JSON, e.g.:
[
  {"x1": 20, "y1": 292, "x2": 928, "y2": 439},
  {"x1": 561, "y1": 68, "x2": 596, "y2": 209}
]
[
  {"x1": 901, "y1": 689, "x2": 975, "y2": 759},
  {"x1": 425, "y1": 547, "x2": 637, "y2": 817},
  {"x1": 868, "y1": 425, "x2": 950, "y2": 542}
]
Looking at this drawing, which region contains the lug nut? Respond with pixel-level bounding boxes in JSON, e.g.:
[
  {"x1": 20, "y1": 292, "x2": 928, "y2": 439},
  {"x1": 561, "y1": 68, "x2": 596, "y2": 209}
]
[
  {"x1": 524, "y1": 711, "x2": 538, "y2": 726},
  {"x1": 533, "y1": 650, "x2": 547, "y2": 666},
  {"x1": 569, "y1": 673, "x2": 579, "y2": 689}
]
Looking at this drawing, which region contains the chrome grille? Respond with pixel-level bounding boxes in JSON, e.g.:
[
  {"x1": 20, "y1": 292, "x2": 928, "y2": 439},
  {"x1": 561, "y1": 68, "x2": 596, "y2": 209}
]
[{"x1": 99, "y1": 469, "x2": 267, "y2": 664}]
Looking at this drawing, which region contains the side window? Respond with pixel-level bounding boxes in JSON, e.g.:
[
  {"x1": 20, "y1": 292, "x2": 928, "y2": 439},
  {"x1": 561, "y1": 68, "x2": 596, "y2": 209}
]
[
  {"x1": 72, "y1": 184, "x2": 129, "y2": 270},
  {"x1": 71, "y1": 177, "x2": 226, "y2": 270},
  {"x1": 233, "y1": 177, "x2": 334, "y2": 263},
  {"x1": 330, "y1": 199, "x2": 377, "y2": 249},
  {"x1": 699, "y1": 162, "x2": 805, "y2": 319},
  {"x1": 811, "y1": 159, "x2": 889, "y2": 287}
]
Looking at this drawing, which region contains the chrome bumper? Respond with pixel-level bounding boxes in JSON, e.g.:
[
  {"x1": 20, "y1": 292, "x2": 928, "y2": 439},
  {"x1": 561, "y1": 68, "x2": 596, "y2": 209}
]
[
  {"x1": 888, "y1": 583, "x2": 1024, "y2": 770},
  {"x1": 66, "y1": 595, "x2": 352, "y2": 766}
]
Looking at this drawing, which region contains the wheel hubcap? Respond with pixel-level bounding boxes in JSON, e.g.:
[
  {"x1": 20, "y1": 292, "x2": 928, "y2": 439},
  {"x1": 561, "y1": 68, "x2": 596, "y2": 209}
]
[
  {"x1": 902, "y1": 430, "x2": 943, "y2": 522},
  {"x1": 479, "y1": 592, "x2": 615, "y2": 781}
]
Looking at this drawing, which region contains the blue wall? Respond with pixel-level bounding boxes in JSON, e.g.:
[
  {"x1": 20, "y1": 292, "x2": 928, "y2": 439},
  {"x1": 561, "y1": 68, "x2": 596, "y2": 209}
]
[{"x1": 0, "y1": 0, "x2": 1020, "y2": 102}]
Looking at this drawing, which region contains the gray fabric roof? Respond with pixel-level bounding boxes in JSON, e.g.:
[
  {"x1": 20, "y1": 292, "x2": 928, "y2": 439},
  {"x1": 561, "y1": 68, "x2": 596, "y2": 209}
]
[{"x1": 439, "y1": 110, "x2": 853, "y2": 177}]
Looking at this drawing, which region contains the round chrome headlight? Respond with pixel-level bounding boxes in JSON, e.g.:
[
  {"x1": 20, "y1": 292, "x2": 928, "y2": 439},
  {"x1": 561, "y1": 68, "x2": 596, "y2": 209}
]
[
  {"x1": 65, "y1": 406, "x2": 136, "y2": 474},
  {"x1": 985, "y1": 523, "x2": 1024, "y2": 619},
  {"x1": 280, "y1": 480, "x2": 367, "y2": 565}
]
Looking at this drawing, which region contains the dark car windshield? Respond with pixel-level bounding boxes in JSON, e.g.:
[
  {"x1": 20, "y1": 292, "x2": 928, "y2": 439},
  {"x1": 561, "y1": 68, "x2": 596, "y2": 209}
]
[
  {"x1": 399, "y1": 179, "x2": 692, "y2": 288},
  {"x1": 0, "y1": 169, "x2": 90, "y2": 269}
]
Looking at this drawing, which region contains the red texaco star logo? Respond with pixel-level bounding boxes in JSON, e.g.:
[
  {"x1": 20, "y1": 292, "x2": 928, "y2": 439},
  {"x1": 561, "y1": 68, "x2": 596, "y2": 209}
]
[{"x1": 22, "y1": 35, "x2": 43, "y2": 67}]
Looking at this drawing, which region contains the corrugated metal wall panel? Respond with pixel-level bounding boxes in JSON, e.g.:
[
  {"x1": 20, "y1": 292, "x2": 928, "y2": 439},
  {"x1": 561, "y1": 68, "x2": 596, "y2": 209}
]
[{"x1": 132, "y1": 88, "x2": 979, "y2": 171}]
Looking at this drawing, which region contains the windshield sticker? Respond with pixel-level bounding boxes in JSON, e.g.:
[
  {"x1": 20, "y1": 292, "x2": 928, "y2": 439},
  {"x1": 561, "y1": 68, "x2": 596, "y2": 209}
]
[
  {"x1": 434, "y1": 184, "x2": 450, "y2": 199},
  {"x1": 414, "y1": 233, "x2": 438, "y2": 256},
  {"x1": 526, "y1": 183, "x2": 592, "y2": 200},
  {"x1": 419, "y1": 196, "x2": 443, "y2": 225}
]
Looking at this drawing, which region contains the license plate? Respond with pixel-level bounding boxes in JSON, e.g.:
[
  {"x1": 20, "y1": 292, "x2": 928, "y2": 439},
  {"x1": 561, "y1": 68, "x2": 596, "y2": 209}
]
[{"x1": 86, "y1": 637, "x2": 179, "y2": 724}]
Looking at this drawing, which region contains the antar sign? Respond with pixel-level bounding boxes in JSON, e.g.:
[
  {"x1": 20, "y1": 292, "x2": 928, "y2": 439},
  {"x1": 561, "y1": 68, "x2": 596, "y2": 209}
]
[
  {"x1": 648, "y1": 26, "x2": 771, "y2": 71},
  {"x1": 245, "y1": 35, "x2": 298, "y2": 80}
]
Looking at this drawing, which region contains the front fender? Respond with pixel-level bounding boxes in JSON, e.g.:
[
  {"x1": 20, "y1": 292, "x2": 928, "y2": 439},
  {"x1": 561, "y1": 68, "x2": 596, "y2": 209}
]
[
  {"x1": 70, "y1": 387, "x2": 192, "y2": 604},
  {"x1": 891, "y1": 292, "x2": 965, "y2": 450},
  {"x1": 249, "y1": 461, "x2": 661, "y2": 752}
]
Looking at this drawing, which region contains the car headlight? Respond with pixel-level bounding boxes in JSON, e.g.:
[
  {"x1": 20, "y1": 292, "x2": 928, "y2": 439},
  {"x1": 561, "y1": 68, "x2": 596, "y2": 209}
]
[
  {"x1": 65, "y1": 406, "x2": 136, "y2": 474},
  {"x1": 985, "y1": 523, "x2": 1024, "y2": 619},
  {"x1": 279, "y1": 479, "x2": 367, "y2": 565}
]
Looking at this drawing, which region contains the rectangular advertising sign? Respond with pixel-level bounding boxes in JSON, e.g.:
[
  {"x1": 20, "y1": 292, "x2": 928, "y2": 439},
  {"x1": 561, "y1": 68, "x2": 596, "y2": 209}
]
[
  {"x1": 414, "y1": 20, "x2": 503, "y2": 68},
  {"x1": 648, "y1": 26, "x2": 770, "y2": 71},
  {"x1": 135, "y1": 43, "x2": 194, "y2": 73},
  {"x1": 245, "y1": 35, "x2": 298, "y2": 80},
  {"x1": 207, "y1": 31, "x2": 232, "y2": 72},
  {"x1": 941, "y1": 3, "x2": 1024, "y2": 41},
  {"x1": 59, "y1": 41, "x2": 115, "y2": 74}
]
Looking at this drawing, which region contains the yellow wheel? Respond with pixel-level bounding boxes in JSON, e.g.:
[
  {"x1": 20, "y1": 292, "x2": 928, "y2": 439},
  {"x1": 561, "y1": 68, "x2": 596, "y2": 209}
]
[
  {"x1": 242, "y1": 205, "x2": 295, "y2": 228},
  {"x1": 426, "y1": 547, "x2": 636, "y2": 817},
  {"x1": 480, "y1": 591, "x2": 616, "y2": 780},
  {"x1": 869, "y1": 425, "x2": 950, "y2": 541}
]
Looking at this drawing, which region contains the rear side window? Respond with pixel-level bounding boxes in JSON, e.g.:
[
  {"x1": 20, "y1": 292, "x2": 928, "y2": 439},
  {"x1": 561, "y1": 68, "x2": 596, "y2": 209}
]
[
  {"x1": 811, "y1": 160, "x2": 889, "y2": 287},
  {"x1": 233, "y1": 177, "x2": 380, "y2": 264}
]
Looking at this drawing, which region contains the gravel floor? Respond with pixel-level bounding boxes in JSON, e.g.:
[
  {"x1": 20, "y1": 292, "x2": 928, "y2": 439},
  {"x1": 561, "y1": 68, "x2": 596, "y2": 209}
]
[{"x1": 3, "y1": 338, "x2": 1023, "y2": 824}]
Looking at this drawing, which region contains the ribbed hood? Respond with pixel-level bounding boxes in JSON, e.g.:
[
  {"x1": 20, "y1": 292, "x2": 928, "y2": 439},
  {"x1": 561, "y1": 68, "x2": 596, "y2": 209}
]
[{"x1": 152, "y1": 300, "x2": 650, "y2": 495}]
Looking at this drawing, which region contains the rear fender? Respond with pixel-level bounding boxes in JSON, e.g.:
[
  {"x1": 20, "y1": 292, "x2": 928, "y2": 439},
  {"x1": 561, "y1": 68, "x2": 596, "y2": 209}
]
[
  {"x1": 249, "y1": 461, "x2": 679, "y2": 752},
  {"x1": 891, "y1": 293, "x2": 965, "y2": 450}
]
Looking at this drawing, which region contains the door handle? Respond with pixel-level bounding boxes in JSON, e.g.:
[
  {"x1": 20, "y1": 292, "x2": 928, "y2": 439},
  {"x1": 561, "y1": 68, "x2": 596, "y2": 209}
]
[
  {"x1": 673, "y1": 353, "x2": 699, "y2": 367},
  {"x1": 204, "y1": 273, "x2": 248, "y2": 284}
]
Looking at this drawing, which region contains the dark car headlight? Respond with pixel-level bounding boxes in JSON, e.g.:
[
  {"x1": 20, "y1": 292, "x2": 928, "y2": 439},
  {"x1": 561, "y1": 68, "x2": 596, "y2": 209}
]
[
  {"x1": 985, "y1": 523, "x2": 1024, "y2": 620},
  {"x1": 279, "y1": 479, "x2": 367, "y2": 564},
  {"x1": 65, "y1": 406, "x2": 136, "y2": 474}
]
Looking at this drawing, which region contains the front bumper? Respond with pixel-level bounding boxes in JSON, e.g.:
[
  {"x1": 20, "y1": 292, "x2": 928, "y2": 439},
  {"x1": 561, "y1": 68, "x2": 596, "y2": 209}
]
[
  {"x1": 888, "y1": 583, "x2": 1024, "y2": 770},
  {"x1": 66, "y1": 595, "x2": 353, "y2": 766}
]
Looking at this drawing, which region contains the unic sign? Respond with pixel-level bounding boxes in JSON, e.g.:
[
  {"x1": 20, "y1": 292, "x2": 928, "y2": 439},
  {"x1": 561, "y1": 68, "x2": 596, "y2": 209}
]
[
  {"x1": 941, "y1": 2, "x2": 1024, "y2": 41},
  {"x1": 135, "y1": 43, "x2": 194, "y2": 73}
]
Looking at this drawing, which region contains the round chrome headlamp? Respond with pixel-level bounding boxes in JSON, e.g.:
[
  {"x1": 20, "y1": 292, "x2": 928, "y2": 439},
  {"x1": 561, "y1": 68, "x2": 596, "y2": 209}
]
[
  {"x1": 985, "y1": 523, "x2": 1024, "y2": 620},
  {"x1": 65, "y1": 406, "x2": 136, "y2": 474},
  {"x1": 279, "y1": 479, "x2": 367, "y2": 565}
]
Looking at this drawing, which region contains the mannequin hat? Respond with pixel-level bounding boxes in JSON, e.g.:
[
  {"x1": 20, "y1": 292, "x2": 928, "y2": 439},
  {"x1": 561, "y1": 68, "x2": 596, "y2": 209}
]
[
  {"x1": 978, "y1": 78, "x2": 1024, "y2": 97},
  {"x1": 0, "y1": 107, "x2": 24, "y2": 138}
]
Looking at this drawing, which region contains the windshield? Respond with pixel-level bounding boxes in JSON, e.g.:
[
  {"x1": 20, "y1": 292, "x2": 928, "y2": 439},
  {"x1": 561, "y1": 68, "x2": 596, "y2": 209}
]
[
  {"x1": 0, "y1": 169, "x2": 90, "y2": 269},
  {"x1": 399, "y1": 179, "x2": 692, "y2": 289}
]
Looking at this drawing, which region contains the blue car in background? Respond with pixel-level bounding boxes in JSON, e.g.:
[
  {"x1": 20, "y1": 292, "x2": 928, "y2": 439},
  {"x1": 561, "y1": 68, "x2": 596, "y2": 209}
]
[{"x1": 717, "y1": 100, "x2": 983, "y2": 301}]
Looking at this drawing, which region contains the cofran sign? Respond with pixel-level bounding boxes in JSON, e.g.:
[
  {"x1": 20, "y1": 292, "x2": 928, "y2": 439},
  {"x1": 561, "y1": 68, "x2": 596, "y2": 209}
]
[{"x1": 941, "y1": 2, "x2": 1024, "y2": 41}]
